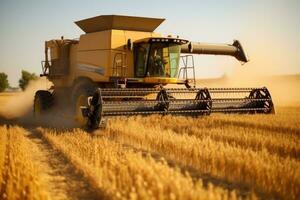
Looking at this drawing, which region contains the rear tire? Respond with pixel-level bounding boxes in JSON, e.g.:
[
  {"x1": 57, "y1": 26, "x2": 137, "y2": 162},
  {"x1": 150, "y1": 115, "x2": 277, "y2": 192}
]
[{"x1": 34, "y1": 90, "x2": 54, "y2": 117}]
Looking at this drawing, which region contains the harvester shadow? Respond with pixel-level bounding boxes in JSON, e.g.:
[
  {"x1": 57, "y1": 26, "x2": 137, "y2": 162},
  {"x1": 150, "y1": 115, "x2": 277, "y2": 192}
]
[
  {"x1": 98, "y1": 134, "x2": 277, "y2": 200},
  {"x1": 25, "y1": 129, "x2": 110, "y2": 200},
  {"x1": 0, "y1": 116, "x2": 23, "y2": 127},
  {"x1": 0, "y1": 112, "x2": 79, "y2": 131}
]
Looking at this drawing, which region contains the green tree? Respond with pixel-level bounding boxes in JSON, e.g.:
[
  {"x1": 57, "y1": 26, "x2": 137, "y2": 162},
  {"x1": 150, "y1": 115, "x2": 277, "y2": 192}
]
[
  {"x1": 0, "y1": 72, "x2": 9, "y2": 92},
  {"x1": 19, "y1": 70, "x2": 38, "y2": 91}
]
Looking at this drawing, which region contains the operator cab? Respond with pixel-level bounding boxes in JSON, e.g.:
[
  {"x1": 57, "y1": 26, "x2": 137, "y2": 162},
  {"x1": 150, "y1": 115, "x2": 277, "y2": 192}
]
[{"x1": 134, "y1": 38, "x2": 188, "y2": 79}]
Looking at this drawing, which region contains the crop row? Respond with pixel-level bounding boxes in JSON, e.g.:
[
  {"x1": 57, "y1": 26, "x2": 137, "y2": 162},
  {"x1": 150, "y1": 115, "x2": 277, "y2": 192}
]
[
  {"x1": 141, "y1": 115, "x2": 299, "y2": 159},
  {"x1": 39, "y1": 128, "x2": 254, "y2": 200},
  {"x1": 104, "y1": 116, "x2": 300, "y2": 200},
  {"x1": 0, "y1": 126, "x2": 49, "y2": 200}
]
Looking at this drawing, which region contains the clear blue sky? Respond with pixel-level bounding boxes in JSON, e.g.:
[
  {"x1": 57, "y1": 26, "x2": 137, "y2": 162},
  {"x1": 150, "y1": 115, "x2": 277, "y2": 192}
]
[{"x1": 0, "y1": 0, "x2": 299, "y2": 86}]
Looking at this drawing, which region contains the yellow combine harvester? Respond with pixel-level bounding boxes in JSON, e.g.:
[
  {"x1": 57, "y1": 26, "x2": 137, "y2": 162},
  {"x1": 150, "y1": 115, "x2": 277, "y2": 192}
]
[{"x1": 34, "y1": 15, "x2": 274, "y2": 129}]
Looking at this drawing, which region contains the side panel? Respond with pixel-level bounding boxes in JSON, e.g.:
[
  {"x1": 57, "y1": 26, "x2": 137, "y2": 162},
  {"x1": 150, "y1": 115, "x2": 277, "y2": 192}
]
[
  {"x1": 76, "y1": 50, "x2": 110, "y2": 82},
  {"x1": 49, "y1": 43, "x2": 77, "y2": 88},
  {"x1": 68, "y1": 44, "x2": 78, "y2": 85},
  {"x1": 76, "y1": 31, "x2": 112, "y2": 82},
  {"x1": 78, "y1": 31, "x2": 111, "y2": 50}
]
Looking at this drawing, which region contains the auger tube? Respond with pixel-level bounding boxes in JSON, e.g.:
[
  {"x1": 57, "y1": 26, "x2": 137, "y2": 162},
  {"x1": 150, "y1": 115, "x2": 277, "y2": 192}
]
[{"x1": 181, "y1": 40, "x2": 248, "y2": 63}]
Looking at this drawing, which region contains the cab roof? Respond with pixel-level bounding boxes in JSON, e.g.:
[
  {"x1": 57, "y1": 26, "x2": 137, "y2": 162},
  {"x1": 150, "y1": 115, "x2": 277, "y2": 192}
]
[{"x1": 135, "y1": 37, "x2": 189, "y2": 45}]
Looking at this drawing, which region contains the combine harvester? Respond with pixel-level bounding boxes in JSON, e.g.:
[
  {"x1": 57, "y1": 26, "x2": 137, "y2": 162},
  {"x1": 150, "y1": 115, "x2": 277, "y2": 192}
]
[{"x1": 34, "y1": 15, "x2": 274, "y2": 129}]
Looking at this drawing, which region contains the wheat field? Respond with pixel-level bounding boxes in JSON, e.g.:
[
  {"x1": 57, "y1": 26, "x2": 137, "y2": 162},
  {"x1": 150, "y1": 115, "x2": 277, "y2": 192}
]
[{"x1": 0, "y1": 91, "x2": 299, "y2": 200}]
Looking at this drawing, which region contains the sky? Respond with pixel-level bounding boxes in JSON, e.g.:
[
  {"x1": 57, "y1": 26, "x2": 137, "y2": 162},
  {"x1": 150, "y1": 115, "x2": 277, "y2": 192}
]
[{"x1": 0, "y1": 0, "x2": 299, "y2": 87}]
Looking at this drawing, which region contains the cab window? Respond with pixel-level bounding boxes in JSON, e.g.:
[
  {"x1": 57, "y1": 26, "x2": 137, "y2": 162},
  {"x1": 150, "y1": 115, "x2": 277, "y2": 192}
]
[{"x1": 134, "y1": 43, "x2": 149, "y2": 77}]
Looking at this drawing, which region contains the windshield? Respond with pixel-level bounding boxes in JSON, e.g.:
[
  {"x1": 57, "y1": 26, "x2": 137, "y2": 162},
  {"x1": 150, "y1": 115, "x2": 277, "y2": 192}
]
[
  {"x1": 134, "y1": 42, "x2": 181, "y2": 78},
  {"x1": 147, "y1": 43, "x2": 180, "y2": 77}
]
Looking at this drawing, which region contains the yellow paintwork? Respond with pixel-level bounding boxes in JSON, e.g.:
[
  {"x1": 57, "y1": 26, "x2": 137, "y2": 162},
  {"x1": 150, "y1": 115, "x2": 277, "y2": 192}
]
[
  {"x1": 46, "y1": 40, "x2": 61, "y2": 60},
  {"x1": 144, "y1": 77, "x2": 182, "y2": 84}
]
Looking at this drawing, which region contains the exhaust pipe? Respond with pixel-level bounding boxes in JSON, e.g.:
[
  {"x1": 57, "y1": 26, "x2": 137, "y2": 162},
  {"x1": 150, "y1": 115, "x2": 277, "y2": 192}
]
[{"x1": 181, "y1": 40, "x2": 248, "y2": 63}]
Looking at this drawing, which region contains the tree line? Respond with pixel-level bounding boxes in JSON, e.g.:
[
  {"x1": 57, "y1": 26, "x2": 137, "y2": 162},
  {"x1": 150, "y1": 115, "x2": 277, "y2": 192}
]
[{"x1": 0, "y1": 70, "x2": 38, "y2": 92}]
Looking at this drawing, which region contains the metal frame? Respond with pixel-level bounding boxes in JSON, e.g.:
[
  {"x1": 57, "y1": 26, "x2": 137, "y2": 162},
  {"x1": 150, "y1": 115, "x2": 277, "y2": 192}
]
[
  {"x1": 81, "y1": 86, "x2": 274, "y2": 129},
  {"x1": 178, "y1": 55, "x2": 196, "y2": 87},
  {"x1": 41, "y1": 60, "x2": 50, "y2": 76}
]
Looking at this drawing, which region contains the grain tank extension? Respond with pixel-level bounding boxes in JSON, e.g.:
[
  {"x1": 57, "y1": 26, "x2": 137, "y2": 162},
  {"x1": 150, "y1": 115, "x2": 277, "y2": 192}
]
[{"x1": 34, "y1": 15, "x2": 274, "y2": 129}]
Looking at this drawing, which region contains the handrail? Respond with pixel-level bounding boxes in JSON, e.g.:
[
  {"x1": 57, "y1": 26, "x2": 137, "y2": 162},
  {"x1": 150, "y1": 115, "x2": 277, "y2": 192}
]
[{"x1": 178, "y1": 55, "x2": 196, "y2": 87}]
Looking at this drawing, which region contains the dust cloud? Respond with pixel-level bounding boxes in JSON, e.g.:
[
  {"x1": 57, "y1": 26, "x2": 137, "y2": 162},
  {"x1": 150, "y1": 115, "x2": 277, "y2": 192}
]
[
  {"x1": 0, "y1": 78, "x2": 51, "y2": 119},
  {"x1": 231, "y1": 65, "x2": 300, "y2": 106},
  {"x1": 197, "y1": 70, "x2": 300, "y2": 106},
  {"x1": 0, "y1": 78, "x2": 78, "y2": 129}
]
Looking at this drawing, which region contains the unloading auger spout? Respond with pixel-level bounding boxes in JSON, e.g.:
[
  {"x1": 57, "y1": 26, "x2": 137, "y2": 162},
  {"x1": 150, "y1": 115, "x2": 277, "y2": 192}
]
[{"x1": 181, "y1": 40, "x2": 248, "y2": 63}]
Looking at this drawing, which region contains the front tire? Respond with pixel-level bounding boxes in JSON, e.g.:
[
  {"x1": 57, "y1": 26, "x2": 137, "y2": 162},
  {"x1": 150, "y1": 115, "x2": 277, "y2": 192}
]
[
  {"x1": 34, "y1": 90, "x2": 54, "y2": 117},
  {"x1": 71, "y1": 80, "x2": 96, "y2": 127}
]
